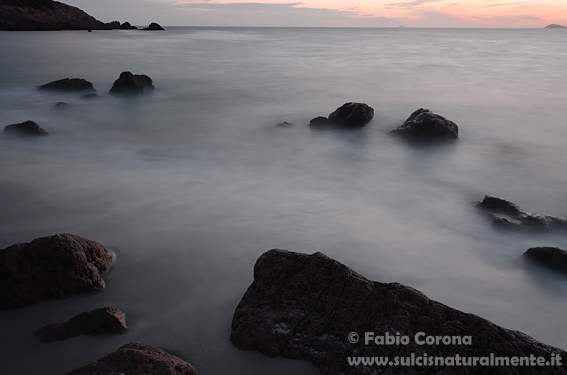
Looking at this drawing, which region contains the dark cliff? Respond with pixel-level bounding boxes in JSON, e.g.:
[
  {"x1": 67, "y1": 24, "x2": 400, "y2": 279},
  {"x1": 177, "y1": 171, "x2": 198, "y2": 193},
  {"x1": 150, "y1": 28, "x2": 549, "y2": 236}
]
[{"x1": 0, "y1": 0, "x2": 106, "y2": 31}]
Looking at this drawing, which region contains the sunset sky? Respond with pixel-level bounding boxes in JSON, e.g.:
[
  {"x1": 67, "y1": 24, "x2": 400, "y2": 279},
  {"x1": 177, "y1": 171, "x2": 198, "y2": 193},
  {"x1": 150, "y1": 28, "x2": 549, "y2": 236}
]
[{"x1": 64, "y1": 0, "x2": 567, "y2": 28}]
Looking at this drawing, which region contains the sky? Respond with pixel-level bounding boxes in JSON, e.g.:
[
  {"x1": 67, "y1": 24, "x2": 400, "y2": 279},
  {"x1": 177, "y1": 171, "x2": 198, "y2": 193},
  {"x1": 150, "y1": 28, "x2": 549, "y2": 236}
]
[{"x1": 63, "y1": 0, "x2": 567, "y2": 28}]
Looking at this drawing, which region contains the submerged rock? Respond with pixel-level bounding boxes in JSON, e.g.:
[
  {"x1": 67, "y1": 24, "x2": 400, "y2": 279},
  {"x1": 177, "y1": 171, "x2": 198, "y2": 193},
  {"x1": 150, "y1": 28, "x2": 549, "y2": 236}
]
[
  {"x1": 476, "y1": 195, "x2": 567, "y2": 232},
  {"x1": 0, "y1": 234, "x2": 115, "y2": 310},
  {"x1": 231, "y1": 249, "x2": 567, "y2": 375},
  {"x1": 310, "y1": 102, "x2": 374, "y2": 129},
  {"x1": 4, "y1": 120, "x2": 48, "y2": 136},
  {"x1": 66, "y1": 342, "x2": 199, "y2": 375},
  {"x1": 81, "y1": 93, "x2": 101, "y2": 100},
  {"x1": 391, "y1": 108, "x2": 458, "y2": 140},
  {"x1": 524, "y1": 247, "x2": 567, "y2": 274},
  {"x1": 37, "y1": 78, "x2": 95, "y2": 92},
  {"x1": 109, "y1": 71, "x2": 154, "y2": 94},
  {"x1": 55, "y1": 101, "x2": 70, "y2": 109},
  {"x1": 36, "y1": 307, "x2": 127, "y2": 342},
  {"x1": 141, "y1": 22, "x2": 164, "y2": 31},
  {"x1": 275, "y1": 121, "x2": 292, "y2": 128}
]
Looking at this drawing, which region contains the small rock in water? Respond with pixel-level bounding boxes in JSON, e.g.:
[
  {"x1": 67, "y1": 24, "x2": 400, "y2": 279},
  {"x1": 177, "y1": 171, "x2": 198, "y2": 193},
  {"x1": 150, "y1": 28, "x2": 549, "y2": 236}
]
[
  {"x1": 37, "y1": 78, "x2": 95, "y2": 92},
  {"x1": 275, "y1": 121, "x2": 292, "y2": 128},
  {"x1": 4, "y1": 120, "x2": 48, "y2": 136},
  {"x1": 36, "y1": 307, "x2": 127, "y2": 342},
  {"x1": 391, "y1": 108, "x2": 458, "y2": 140},
  {"x1": 310, "y1": 102, "x2": 374, "y2": 128},
  {"x1": 109, "y1": 71, "x2": 155, "y2": 94},
  {"x1": 55, "y1": 102, "x2": 70, "y2": 109},
  {"x1": 524, "y1": 247, "x2": 567, "y2": 274},
  {"x1": 81, "y1": 93, "x2": 102, "y2": 100},
  {"x1": 66, "y1": 342, "x2": 199, "y2": 375}
]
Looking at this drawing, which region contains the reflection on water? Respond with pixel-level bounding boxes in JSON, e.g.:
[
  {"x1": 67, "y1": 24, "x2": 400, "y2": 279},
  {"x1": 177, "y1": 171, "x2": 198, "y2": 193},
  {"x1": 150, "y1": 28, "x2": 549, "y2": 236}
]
[{"x1": 1, "y1": 28, "x2": 567, "y2": 374}]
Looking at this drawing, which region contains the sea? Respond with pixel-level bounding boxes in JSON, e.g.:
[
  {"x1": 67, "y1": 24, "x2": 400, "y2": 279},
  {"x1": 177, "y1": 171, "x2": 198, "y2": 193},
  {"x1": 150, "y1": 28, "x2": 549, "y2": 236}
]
[{"x1": 0, "y1": 27, "x2": 566, "y2": 374}]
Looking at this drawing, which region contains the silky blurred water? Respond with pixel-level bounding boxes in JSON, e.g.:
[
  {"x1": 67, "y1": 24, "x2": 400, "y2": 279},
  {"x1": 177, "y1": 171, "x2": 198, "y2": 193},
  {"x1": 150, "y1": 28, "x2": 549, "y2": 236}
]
[{"x1": 1, "y1": 27, "x2": 567, "y2": 374}]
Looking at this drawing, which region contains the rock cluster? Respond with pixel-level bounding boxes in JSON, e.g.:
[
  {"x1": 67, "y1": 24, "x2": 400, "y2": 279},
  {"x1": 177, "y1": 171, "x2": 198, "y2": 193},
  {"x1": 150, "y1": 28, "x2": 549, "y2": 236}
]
[
  {"x1": 231, "y1": 249, "x2": 567, "y2": 375},
  {"x1": 0, "y1": 234, "x2": 115, "y2": 310},
  {"x1": 476, "y1": 195, "x2": 567, "y2": 231},
  {"x1": 36, "y1": 307, "x2": 127, "y2": 342}
]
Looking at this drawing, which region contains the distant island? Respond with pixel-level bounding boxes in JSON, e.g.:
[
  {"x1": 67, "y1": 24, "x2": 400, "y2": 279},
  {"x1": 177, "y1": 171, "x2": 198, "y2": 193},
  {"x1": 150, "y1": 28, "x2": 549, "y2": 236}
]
[
  {"x1": 0, "y1": 0, "x2": 163, "y2": 31},
  {"x1": 545, "y1": 24, "x2": 566, "y2": 28}
]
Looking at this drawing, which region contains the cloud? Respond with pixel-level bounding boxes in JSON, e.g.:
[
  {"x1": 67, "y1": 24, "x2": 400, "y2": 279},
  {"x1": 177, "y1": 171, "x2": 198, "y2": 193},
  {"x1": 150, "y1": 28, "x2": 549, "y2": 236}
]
[{"x1": 385, "y1": 0, "x2": 441, "y2": 8}]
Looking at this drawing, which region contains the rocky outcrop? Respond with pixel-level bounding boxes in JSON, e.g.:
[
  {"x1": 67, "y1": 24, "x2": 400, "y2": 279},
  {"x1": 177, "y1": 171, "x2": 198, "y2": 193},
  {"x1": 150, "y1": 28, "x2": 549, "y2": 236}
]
[
  {"x1": 141, "y1": 22, "x2": 164, "y2": 31},
  {"x1": 545, "y1": 24, "x2": 566, "y2": 28},
  {"x1": 391, "y1": 108, "x2": 459, "y2": 140},
  {"x1": 104, "y1": 21, "x2": 121, "y2": 29},
  {"x1": 476, "y1": 195, "x2": 567, "y2": 232},
  {"x1": 231, "y1": 249, "x2": 567, "y2": 375},
  {"x1": 0, "y1": 0, "x2": 106, "y2": 31},
  {"x1": 524, "y1": 247, "x2": 567, "y2": 274},
  {"x1": 66, "y1": 342, "x2": 199, "y2": 375},
  {"x1": 119, "y1": 21, "x2": 137, "y2": 30},
  {"x1": 36, "y1": 307, "x2": 127, "y2": 342},
  {"x1": 109, "y1": 72, "x2": 155, "y2": 94},
  {"x1": 37, "y1": 78, "x2": 95, "y2": 92},
  {"x1": 0, "y1": 234, "x2": 115, "y2": 310},
  {"x1": 4, "y1": 120, "x2": 48, "y2": 136},
  {"x1": 310, "y1": 102, "x2": 374, "y2": 129}
]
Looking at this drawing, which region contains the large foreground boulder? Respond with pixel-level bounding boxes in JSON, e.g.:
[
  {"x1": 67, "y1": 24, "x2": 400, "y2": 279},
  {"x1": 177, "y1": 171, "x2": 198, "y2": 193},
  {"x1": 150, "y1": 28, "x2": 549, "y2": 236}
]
[
  {"x1": 109, "y1": 71, "x2": 155, "y2": 94},
  {"x1": 4, "y1": 120, "x2": 48, "y2": 136},
  {"x1": 37, "y1": 78, "x2": 95, "y2": 92},
  {"x1": 66, "y1": 342, "x2": 199, "y2": 375},
  {"x1": 36, "y1": 307, "x2": 127, "y2": 342},
  {"x1": 0, "y1": 234, "x2": 115, "y2": 310},
  {"x1": 231, "y1": 249, "x2": 566, "y2": 375},
  {"x1": 310, "y1": 102, "x2": 374, "y2": 129},
  {"x1": 391, "y1": 108, "x2": 458, "y2": 140},
  {"x1": 476, "y1": 195, "x2": 567, "y2": 231},
  {"x1": 524, "y1": 247, "x2": 567, "y2": 274}
]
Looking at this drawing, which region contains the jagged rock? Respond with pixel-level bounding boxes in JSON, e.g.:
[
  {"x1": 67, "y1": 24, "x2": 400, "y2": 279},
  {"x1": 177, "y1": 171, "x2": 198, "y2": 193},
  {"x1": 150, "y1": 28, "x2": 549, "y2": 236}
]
[
  {"x1": 231, "y1": 249, "x2": 567, "y2": 375},
  {"x1": 36, "y1": 307, "x2": 127, "y2": 342},
  {"x1": 4, "y1": 120, "x2": 48, "y2": 136},
  {"x1": 141, "y1": 22, "x2": 164, "y2": 31},
  {"x1": 391, "y1": 108, "x2": 458, "y2": 140},
  {"x1": 275, "y1": 121, "x2": 292, "y2": 128},
  {"x1": 119, "y1": 22, "x2": 137, "y2": 30},
  {"x1": 310, "y1": 102, "x2": 374, "y2": 129},
  {"x1": 524, "y1": 247, "x2": 567, "y2": 274},
  {"x1": 0, "y1": 1, "x2": 106, "y2": 31},
  {"x1": 55, "y1": 102, "x2": 70, "y2": 109},
  {"x1": 476, "y1": 195, "x2": 567, "y2": 232},
  {"x1": 37, "y1": 78, "x2": 95, "y2": 92},
  {"x1": 66, "y1": 342, "x2": 199, "y2": 375},
  {"x1": 109, "y1": 71, "x2": 154, "y2": 94},
  {"x1": 0, "y1": 234, "x2": 115, "y2": 310}
]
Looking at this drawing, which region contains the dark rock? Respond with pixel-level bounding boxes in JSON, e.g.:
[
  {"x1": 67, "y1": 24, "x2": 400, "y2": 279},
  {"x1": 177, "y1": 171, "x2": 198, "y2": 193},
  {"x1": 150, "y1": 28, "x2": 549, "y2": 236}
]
[
  {"x1": 36, "y1": 307, "x2": 127, "y2": 342},
  {"x1": 524, "y1": 247, "x2": 567, "y2": 274},
  {"x1": 0, "y1": 234, "x2": 115, "y2": 310},
  {"x1": 545, "y1": 24, "x2": 566, "y2": 28},
  {"x1": 66, "y1": 342, "x2": 199, "y2": 375},
  {"x1": 103, "y1": 21, "x2": 121, "y2": 29},
  {"x1": 119, "y1": 22, "x2": 137, "y2": 30},
  {"x1": 37, "y1": 78, "x2": 95, "y2": 92},
  {"x1": 81, "y1": 93, "x2": 101, "y2": 100},
  {"x1": 4, "y1": 120, "x2": 48, "y2": 136},
  {"x1": 310, "y1": 103, "x2": 374, "y2": 129},
  {"x1": 275, "y1": 121, "x2": 292, "y2": 128},
  {"x1": 391, "y1": 108, "x2": 458, "y2": 140},
  {"x1": 55, "y1": 102, "x2": 70, "y2": 109},
  {"x1": 141, "y1": 22, "x2": 164, "y2": 31},
  {"x1": 328, "y1": 102, "x2": 374, "y2": 128},
  {"x1": 231, "y1": 249, "x2": 567, "y2": 375},
  {"x1": 0, "y1": 1, "x2": 106, "y2": 31},
  {"x1": 109, "y1": 71, "x2": 155, "y2": 94},
  {"x1": 309, "y1": 116, "x2": 330, "y2": 127},
  {"x1": 87, "y1": 29, "x2": 92, "y2": 32},
  {"x1": 476, "y1": 195, "x2": 567, "y2": 232}
]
